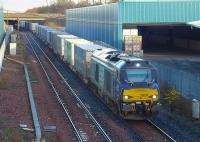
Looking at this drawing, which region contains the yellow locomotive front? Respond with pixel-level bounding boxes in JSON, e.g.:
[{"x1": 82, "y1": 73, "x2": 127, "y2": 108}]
[{"x1": 117, "y1": 62, "x2": 160, "y2": 118}]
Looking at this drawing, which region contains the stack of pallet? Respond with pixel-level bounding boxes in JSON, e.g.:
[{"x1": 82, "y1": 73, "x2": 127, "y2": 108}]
[{"x1": 124, "y1": 35, "x2": 143, "y2": 57}]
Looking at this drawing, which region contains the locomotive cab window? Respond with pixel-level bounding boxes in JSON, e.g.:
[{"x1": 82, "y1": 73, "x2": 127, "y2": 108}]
[
  {"x1": 105, "y1": 69, "x2": 112, "y2": 93},
  {"x1": 95, "y1": 64, "x2": 99, "y2": 82}
]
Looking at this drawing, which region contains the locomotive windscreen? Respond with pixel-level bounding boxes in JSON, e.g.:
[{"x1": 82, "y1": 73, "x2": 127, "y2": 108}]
[{"x1": 120, "y1": 68, "x2": 155, "y2": 83}]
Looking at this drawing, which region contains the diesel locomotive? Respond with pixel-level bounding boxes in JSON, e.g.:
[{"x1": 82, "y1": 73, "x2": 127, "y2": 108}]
[{"x1": 89, "y1": 48, "x2": 160, "y2": 119}]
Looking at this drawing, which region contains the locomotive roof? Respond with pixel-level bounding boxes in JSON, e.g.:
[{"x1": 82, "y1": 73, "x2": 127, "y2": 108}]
[
  {"x1": 92, "y1": 48, "x2": 143, "y2": 62},
  {"x1": 92, "y1": 48, "x2": 146, "y2": 69}
]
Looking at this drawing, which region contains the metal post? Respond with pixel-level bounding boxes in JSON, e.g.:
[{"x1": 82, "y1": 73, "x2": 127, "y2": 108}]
[{"x1": 192, "y1": 99, "x2": 200, "y2": 120}]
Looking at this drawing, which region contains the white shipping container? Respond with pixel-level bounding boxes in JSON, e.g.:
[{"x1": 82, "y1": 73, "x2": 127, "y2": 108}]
[
  {"x1": 51, "y1": 32, "x2": 66, "y2": 53},
  {"x1": 42, "y1": 28, "x2": 52, "y2": 43},
  {"x1": 64, "y1": 38, "x2": 93, "y2": 66},
  {"x1": 74, "y1": 44, "x2": 104, "y2": 80},
  {"x1": 41, "y1": 26, "x2": 49, "y2": 41},
  {"x1": 46, "y1": 29, "x2": 56, "y2": 44},
  {"x1": 30, "y1": 23, "x2": 38, "y2": 31},
  {"x1": 56, "y1": 34, "x2": 78, "y2": 57},
  {"x1": 38, "y1": 25, "x2": 47, "y2": 40}
]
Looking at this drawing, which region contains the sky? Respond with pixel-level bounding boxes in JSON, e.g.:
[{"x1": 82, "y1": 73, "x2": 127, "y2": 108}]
[{"x1": 2, "y1": 0, "x2": 47, "y2": 12}]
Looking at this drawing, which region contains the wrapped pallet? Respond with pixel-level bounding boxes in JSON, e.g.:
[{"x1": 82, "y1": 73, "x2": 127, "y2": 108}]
[{"x1": 124, "y1": 35, "x2": 143, "y2": 57}]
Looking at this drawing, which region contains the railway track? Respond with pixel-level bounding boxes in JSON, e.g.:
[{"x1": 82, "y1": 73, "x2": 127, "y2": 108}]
[{"x1": 24, "y1": 32, "x2": 112, "y2": 142}]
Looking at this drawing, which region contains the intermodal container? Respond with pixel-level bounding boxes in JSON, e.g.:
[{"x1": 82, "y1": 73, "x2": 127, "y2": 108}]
[
  {"x1": 45, "y1": 29, "x2": 56, "y2": 44},
  {"x1": 51, "y1": 31, "x2": 66, "y2": 53},
  {"x1": 56, "y1": 34, "x2": 78, "y2": 57},
  {"x1": 30, "y1": 23, "x2": 38, "y2": 31},
  {"x1": 64, "y1": 38, "x2": 92, "y2": 66},
  {"x1": 74, "y1": 44, "x2": 104, "y2": 80}
]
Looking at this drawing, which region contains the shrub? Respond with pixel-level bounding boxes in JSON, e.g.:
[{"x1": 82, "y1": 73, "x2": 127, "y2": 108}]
[{"x1": 163, "y1": 87, "x2": 181, "y2": 111}]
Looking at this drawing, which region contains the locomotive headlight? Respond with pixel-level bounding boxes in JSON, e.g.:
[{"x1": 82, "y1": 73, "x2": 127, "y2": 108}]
[
  {"x1": 123, "y1": 95, "x2": 133, "y2": 100},
  {"x1": 124, "y1": 95, "x2": 129, "y2": 99},
  {"x1": 152, "y1": 95, "x2": 157, "y2": 99},
  {"x1": 136, "y1": 63, "x2": 140, "y2": 67}
]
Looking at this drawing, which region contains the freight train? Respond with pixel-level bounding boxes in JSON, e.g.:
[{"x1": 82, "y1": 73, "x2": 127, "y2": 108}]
[{"x1": 19, "y1": 21, "x2": 160, "y2": 119}]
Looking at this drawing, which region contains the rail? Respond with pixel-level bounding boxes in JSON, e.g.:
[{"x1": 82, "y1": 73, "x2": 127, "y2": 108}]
[
  {"x1": 147, "y1": 119, "x2": 176, "y2": 142},
  {"x1": 0, "y1": 25, "x2": 13, "y2": 72},
  {"x1": 27, "y1": 32, "x2": 113, "y2": 142}
]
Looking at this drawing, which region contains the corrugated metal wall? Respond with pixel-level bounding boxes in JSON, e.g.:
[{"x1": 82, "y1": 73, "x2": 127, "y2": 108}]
[
  {"x1": 119, "y1": 0, "x2": 200, "y2": 23},
  {"x1": 0, "y1": 2, "x2": 4, "y2": 42},
  {"x1": 65, "y1": 0, "x2": 200, "y2": 50},
  {"x1": 65, "y1": 3, "x2": 119, "y2": 48}
]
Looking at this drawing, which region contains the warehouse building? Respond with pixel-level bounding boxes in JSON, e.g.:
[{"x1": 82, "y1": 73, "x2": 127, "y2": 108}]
[{"x1": 65, "y1": 0, "x2": 200, "y2": 52}]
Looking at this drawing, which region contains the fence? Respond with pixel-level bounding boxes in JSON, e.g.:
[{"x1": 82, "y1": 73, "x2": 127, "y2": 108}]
[
  {"x1": 152, "y1": 62, "x2": 200, "y2": 100},
  {"x1": 0, "y1": 25, "x2": 13, "y2": 72}
]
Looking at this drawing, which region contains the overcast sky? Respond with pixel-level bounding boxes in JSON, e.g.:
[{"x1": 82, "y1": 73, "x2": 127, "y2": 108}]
[{"x1": 2, "y1": 0, "x2": 47, "y2": 12}]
